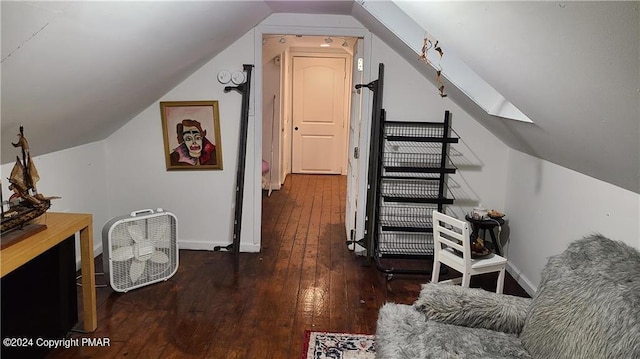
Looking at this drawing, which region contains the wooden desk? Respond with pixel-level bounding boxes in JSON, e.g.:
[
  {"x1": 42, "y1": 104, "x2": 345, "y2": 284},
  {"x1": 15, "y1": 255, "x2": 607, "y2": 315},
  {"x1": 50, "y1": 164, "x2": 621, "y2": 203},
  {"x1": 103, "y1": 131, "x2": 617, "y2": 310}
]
[{"x1": 1, "y1": 212, "x2": 97, "y2": 332}]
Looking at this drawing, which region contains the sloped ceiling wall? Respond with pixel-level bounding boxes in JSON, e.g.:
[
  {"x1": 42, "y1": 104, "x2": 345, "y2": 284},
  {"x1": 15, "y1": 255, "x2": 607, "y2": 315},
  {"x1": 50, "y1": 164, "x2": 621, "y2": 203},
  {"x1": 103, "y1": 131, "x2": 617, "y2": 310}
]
[
  {"x1": 2, "y1": 1, "x2": 638, "y2": 194},
  {"x1": 404, "y1": 1, "x2": 640, "y2": 194},
  {"x1": 1, "y1": 0, "x2": 272, "y2": 163},
  {"x1": 356, "y1": 1, "x2": 639, "y2": 194}
]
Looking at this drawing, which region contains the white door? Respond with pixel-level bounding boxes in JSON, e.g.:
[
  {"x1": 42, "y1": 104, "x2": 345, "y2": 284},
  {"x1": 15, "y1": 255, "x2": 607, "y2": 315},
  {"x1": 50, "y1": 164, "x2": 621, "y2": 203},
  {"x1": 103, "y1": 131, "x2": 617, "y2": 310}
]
[
  {"x1": 292, "y1": 56, "x2": 347, "y2": 174},
  {"x1": 345, "y1": 40, "x2": 364, "y2": 245}
]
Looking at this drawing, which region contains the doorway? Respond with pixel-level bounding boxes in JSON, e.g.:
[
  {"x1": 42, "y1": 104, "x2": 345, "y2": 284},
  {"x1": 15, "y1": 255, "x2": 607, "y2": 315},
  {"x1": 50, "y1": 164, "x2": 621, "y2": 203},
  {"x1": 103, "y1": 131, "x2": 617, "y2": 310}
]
[
  {"x1": 260, "y1": 32, "x2": 370, "y2": 248},
  {"x1": 261, "y1": 35, "x2": 358, "y2": 187}
]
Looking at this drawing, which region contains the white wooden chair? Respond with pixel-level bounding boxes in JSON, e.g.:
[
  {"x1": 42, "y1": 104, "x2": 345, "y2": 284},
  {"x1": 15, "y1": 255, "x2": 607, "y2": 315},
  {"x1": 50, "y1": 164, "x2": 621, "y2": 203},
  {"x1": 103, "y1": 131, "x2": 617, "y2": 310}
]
[{"x1": 431, "y1": 210, "x2": 507, "y2": 293}]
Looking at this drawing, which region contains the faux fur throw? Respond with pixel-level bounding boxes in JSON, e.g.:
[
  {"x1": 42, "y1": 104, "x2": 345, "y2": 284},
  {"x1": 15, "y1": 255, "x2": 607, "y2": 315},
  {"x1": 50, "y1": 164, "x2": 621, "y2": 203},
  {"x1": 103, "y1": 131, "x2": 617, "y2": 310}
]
[
  {"x1": 520, "y1": 235, "x2": 640, "y2": 359},
  {"x1": 376, "y1": 302, "x2": 533, "y2": 359},
  {"x1": 414, "y1": 283, "x2": 532, "y2": 334}
]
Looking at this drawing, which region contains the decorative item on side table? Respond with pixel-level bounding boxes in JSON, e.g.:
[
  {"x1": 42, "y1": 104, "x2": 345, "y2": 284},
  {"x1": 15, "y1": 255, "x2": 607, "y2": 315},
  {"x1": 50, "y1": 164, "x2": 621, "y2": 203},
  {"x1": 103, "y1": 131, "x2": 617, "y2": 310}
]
[
  {"x1": 1, "y1": 126, "x2": 59, "y2": 241},
  {"x1": 465, "y1": 208, "x2": 505, "y2": 257}
]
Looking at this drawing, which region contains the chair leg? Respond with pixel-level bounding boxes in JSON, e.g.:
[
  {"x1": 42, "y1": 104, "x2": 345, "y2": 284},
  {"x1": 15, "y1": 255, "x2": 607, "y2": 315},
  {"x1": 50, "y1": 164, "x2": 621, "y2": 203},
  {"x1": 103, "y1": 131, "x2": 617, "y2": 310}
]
[
  {"x1": 431, "y1": 261, "x2": 441, "y2": 283},
  {"x1": 461, "y1": 273, "x2": 470, "y2": 288},
  {"x1": 496, "y1": 268, "x2": 506, "y2": 294}
]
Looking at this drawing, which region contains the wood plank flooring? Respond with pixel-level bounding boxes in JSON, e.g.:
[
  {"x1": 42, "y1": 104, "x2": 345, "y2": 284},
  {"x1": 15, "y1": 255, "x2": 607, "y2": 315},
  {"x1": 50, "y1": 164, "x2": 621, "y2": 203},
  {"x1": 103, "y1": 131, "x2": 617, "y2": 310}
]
[{"x1": 46, "y1": 174, "x2": 528, "y2": 358}]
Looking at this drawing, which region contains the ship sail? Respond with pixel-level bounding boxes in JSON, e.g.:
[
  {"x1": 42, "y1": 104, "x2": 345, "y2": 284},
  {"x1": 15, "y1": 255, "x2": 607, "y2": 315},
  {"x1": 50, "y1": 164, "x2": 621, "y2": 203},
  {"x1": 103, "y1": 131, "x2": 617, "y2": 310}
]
[
  {"x1": 27, "y1": 153, "x2": 40, "y2": 189},
  {"x1": 9, "y1": 157, "x2": 28, "y2": 192}
]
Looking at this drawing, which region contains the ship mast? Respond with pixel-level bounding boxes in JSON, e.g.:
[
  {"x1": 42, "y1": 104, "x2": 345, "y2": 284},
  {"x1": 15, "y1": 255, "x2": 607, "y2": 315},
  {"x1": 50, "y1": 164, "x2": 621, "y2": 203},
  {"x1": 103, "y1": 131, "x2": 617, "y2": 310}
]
[{"x1": 17, "y1": 126, "x2": 33, "y2": 192}]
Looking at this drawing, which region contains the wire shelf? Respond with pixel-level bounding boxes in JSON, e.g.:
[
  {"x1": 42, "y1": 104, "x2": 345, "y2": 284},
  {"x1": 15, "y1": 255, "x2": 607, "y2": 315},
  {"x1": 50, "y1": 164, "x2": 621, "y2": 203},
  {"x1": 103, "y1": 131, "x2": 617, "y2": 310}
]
[
  {"x1": 380, "y1": 170, "x2": 440, "y2": 179},
  {"x1": 384, "y1": 122, "x2": 459, "y2": 143},
  {"x1": 384, "y1": 122, "x2": 444, "y2": 138},
  {"x1": 378, "y1": 203, "x2": 437, "y2": 230},
  {"x1": 380, "y1": 178, "x2": 441, "y2": 198},
  {"x1": 384, "y1": 140, "x2": 443, "y2": 152},
  {"x1": 376, "y1": 228, "x2": 434, "y2": 256},
  {"x1": 383, "y1": 140, "x2": 457, "y2": 173},
  {"x1": 382, "y1": 152, "x2": 456, "y2": 171}
]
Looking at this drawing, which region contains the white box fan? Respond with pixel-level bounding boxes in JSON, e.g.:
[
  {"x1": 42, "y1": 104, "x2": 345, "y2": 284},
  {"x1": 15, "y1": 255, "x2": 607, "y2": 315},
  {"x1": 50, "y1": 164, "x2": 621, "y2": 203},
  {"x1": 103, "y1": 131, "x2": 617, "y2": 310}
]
[{"x1": 102, "y1": 208, "x2": 178, "y2": 292}]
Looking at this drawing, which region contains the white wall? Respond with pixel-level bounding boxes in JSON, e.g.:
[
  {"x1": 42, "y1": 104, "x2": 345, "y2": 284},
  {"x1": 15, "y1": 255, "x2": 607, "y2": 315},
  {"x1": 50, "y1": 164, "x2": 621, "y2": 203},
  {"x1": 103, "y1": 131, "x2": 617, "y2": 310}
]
[
  {"x1": 504, "y1": 149, "x2": 640, "y2": 294},
  {"x1": 105, "y1": 30, "x2": 259, "y2": 252},
  {"x1": 1, "y1": 141, "x2": 110, "y2": 264}
]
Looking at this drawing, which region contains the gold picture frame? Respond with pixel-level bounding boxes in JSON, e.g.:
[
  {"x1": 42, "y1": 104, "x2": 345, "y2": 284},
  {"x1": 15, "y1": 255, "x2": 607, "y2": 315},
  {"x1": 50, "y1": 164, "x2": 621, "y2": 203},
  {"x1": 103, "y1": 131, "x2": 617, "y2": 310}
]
[{"x1": 160, "y1": 101, "x2": 223, "y2": 170}]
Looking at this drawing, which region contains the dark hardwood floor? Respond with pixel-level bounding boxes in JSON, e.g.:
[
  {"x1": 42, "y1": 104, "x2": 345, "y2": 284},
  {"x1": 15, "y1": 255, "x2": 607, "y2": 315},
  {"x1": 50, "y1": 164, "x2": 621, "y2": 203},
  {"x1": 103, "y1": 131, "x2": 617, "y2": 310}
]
[{"x1": 46, "y1": 174, "x2": 528, "y2": 358}]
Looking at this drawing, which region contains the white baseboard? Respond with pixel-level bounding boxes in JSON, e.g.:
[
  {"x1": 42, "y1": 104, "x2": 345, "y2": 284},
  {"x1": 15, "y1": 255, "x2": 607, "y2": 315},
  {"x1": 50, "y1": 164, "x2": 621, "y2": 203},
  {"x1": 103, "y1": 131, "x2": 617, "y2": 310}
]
[{"x1": 506, "y1": 262, "x2": 537, "y2": 296}]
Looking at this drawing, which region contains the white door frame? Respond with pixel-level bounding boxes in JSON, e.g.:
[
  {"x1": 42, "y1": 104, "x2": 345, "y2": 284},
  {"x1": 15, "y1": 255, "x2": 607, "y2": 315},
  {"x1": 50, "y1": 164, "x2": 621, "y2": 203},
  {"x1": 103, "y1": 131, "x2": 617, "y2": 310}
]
[{"x1": 254, "y1": 24, "x2": 373, "y2": 250}]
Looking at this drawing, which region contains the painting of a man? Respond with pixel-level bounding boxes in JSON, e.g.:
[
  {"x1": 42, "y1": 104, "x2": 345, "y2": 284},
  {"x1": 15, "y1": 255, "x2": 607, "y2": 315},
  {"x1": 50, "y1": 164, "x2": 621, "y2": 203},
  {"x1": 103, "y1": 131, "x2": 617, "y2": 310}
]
[
  {"x1": 170, "y1": 119, "x2": 217, "y2": 166},
  {"x1": 160, "y1": 101, "x2": 223, "y2": 170}
]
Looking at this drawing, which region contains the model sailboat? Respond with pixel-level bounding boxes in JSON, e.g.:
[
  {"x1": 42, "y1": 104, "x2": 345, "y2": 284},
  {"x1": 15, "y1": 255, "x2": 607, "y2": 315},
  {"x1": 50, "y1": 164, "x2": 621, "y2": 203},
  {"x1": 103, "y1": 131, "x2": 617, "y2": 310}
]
[{"x1": 1, "y1": 126, "x2": 58, "y2": 234}]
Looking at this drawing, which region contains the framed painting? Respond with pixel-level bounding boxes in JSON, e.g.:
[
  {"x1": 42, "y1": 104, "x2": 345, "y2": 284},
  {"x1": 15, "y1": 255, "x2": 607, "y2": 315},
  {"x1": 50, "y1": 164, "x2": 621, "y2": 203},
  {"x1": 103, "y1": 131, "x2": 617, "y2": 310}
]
[{"x1": 160, "y1": 101, "x2": 223, "y2": 170}]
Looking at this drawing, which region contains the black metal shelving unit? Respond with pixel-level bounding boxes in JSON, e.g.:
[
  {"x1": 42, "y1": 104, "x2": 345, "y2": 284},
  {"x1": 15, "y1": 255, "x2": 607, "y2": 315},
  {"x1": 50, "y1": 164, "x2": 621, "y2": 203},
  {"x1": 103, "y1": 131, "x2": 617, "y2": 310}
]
[
  {"x1": 355, "y1": 63, "x2": 459, "y2": 277},
  {"x1": 374, "y1": 113, "x2": 458, "y2": 276}
]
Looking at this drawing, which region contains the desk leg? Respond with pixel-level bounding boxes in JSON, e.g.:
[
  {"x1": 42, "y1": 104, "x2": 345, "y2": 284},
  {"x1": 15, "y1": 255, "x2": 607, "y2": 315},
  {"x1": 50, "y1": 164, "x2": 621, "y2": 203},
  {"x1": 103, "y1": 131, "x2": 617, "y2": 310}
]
[{"x1": 79, "y1": 224, "x2": 98, "y2": 331}]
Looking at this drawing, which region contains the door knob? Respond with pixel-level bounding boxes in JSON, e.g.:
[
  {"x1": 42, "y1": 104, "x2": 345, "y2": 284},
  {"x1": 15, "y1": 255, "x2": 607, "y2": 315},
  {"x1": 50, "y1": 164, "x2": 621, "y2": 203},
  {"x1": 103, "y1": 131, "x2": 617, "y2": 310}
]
[{"x1": 294, "y1": 127, "x2": 299, "y2": 131}]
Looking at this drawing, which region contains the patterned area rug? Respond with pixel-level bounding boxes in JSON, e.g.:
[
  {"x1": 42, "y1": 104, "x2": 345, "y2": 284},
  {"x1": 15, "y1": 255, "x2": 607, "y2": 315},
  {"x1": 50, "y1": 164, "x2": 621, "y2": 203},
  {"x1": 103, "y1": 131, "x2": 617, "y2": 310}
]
[{"x1": 302, "y1": 331, "x2": 376, "y2": 359}]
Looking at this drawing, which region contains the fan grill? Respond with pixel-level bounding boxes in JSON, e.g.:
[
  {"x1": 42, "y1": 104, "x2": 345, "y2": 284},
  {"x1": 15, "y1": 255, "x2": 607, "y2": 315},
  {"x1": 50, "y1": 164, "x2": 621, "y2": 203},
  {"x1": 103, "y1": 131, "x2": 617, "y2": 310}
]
[{"x1": 104, "y1": 211, "x2": 178, "y2": 292}]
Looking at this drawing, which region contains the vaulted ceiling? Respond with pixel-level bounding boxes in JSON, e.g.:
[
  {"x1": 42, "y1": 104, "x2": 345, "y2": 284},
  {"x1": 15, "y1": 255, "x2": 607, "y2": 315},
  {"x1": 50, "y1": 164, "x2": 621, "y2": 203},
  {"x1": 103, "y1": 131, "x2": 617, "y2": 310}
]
[{"x1": 2, "y1": 1, "x2": 638, "y2": 193}]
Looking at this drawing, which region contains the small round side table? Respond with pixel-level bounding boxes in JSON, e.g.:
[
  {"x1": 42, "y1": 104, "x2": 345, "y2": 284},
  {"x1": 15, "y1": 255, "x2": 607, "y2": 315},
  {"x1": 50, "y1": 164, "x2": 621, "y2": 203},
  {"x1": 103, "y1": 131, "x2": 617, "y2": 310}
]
[{"x1": 464, "y1": 215, "x2": 505, "y2": 256}]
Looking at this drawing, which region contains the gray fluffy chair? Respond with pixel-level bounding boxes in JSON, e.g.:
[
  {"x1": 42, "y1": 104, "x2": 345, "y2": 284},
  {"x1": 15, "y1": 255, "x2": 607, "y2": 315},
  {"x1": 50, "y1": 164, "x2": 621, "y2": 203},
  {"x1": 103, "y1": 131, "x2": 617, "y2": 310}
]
[{"x1": 375, "y1": 235, "x2": 640, "y2": 359}]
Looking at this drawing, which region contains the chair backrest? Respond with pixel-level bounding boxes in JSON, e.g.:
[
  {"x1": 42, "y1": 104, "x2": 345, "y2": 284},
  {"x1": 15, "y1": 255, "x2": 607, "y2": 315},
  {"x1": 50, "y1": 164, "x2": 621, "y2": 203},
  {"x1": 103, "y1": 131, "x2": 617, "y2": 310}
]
[{"x1": 432, "y1": 210, "x2": 471, "y2": 270}]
